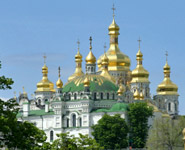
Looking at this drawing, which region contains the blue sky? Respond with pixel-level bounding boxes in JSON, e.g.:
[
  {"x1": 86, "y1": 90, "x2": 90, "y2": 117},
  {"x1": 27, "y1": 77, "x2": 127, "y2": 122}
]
[{"x1": 0, "y1": 0, "x2": 185, "y2": 114}]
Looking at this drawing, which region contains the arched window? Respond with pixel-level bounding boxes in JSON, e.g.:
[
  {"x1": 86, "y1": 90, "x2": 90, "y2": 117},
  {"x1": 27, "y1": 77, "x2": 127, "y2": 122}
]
[
  {"x1": 107, "y1": 93, "x2": 109, "y2": 100},
  {"x1": 175, "y1": 103, "x2": 177, "y2": 111},
  {"x1": 79, "y1": 118, "x2": 82, "y2": 127},
  {"x1": 38, "y1": 99, "x2": 41, "y2": 105},
  {"x1": 74, "y1": 93, "x2": 77, "y2": 100},
  {"x1": 168, "y1": 103, "x2": 171, "y2": 111},
  {"x1": 94, "y1": 93, "x2": 97, "y2": 100},
  {"x1": 100, "y1": 93, "x2": 103, "y2": 99},
  {"x1": 67, "y1": 118, "x2": 69, "y2": 127},
  {"x1": 91, "y1": 67, "x2": 93, "y2": 72},
  {"x1": 72, "y1": 114, "x2": 76, "y2": 127},
  {"x1": 112, "y1": 93, "x2": 115, "y2": 99},
  {"x1": 69, "y1": 94, "x2": 71, "y2": 100},
  {"x1": 50, "y1": 131, "x2": 54, "y2": 142}
]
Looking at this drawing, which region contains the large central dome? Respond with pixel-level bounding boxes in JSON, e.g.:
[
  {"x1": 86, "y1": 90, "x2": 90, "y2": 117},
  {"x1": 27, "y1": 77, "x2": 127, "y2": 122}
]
[{"x1": 97, "y1": 18, "x2": 130, "y2": 72}]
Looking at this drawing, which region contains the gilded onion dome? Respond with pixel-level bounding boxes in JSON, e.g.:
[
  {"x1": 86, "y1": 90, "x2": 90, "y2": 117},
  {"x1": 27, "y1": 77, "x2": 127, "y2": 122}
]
[
  {"x1": 117, "y1": 84, "x2": 126, "y2": 96},
  {"x1": 68, "y1": 41, "x2": 84, "y2": 81},
  {"x1": 56, "y1": 67, "x2": 63, "y2": 88},
  {"x1": 133, "y1": 88, "x2": 140, "y2": 100},
  {"x1": 100, "y1": 51, "x2": 116, "y2": 82},
  {"x1": 36, "y1": 61, "x2": 55, "y2": 92},
  {"x1": 97, "y1": 16, "x2": 130, "y2": 72},
  {"x1": 157, "y1": 61, "x2": 178, "y2": 95},
  {"x1": 131, "y1": 48, "x2": 149, "y2": 83},
  {"x1": 85, "y1": 36, "x2": 96, "y2": 64}
]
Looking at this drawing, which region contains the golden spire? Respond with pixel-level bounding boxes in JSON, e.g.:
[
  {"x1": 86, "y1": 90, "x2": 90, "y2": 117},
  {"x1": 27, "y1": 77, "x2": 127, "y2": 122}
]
[
  {"x1": 100, "y1": 43, "x2": 116, "y2": 82},
  {"x1": 117, "y1": 84, "x2": 126, "y2": 96},
  {"x1": 56, "y1": 67, "x2": 63, "y2": 88},
  {"x1": 36, "y1": 55, "x2": 55, "y2": 92},
  {"x1": 68, "y1": 40, "x2": 84, "y2": 81},
  {"x1": 22, "y1": 86, "x2": 28, "y2": 97},
  {"x1": 84, "y1": 75, "x2": 90, "y2": 87},
  {"x1": 134, "y1": 88, "x2": 140, "y2": 100},
  {"x1": 157, "y1": 52, "x2": 178, "y2": 95},
  {"x1": 85, "y1": 36, "x2": 96, "y2": 64},
  {"x1": 131, "y1": 38, "x2": 149, "y2": 83}
]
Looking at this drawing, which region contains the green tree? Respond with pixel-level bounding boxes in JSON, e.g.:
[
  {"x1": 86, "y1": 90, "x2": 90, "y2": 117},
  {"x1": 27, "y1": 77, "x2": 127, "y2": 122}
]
[
  {"x1": 92, "y1": 114, "x2": 128, "y2": 149},
  {"x1": 51, "y1": 132, "x2": 103, "y2": 150},
  {"x1": 146, "y1": 116, "x2": 185, "y2": 150},
  {"x1": 0, "y1": 61, "x2": 47, "y2": 149},
  {"x1": 128, "y1": 102, "x2": 153, "y2": 148}
]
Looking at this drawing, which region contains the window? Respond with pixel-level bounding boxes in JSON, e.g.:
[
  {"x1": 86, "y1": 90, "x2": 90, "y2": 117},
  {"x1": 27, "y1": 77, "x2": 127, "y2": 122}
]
[
  {"x1": 112, "y1": 93, "x2": 115, "y2": 99},
  {"x1": 94, "y1": 93, "x2": 97, "y2": 100},
  {"x1": 175, "y1": 103, "x2": 177, "y2": 111},
  {"x1": 69, "y1": 94, "x2": 71, "y2": 100},
  {"x1": 67, "y1": 118, "x2": 69, "y2": 127},
  {"x1": 74, "y1": 93, "x2": 77, "y2": 100},
  {"x1": 91, "y1": 67, "x2": 93, "y2": 72},
  {"x1": 107, "y1": 93, "x2": 109, "y2": 100},
  {"x1": 100, "y1": 93, "x2": 103, "y2": 99},
  {"x1": 72, "y1": 114, "x2": 76, "y2": 127},
  {"x1": 168, "y1": 103, "x2": 171, "y2": 111},
  {"x1": 50, "y1": 131, "x2": 54, "y2": 142},
  {"x1": 79, "y1": 118, "x2": 82, "y2": 127},
  {"x1": 38, "y1": 99, "x2": 41, "y2": 105}
]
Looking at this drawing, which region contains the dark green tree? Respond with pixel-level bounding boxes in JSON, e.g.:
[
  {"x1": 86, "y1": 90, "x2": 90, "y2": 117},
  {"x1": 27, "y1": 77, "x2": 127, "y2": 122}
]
[
  {"x1": 51, "y1": 132, "x2": 103, "y2": 150},
  {"x1": 92, "y1": 114, "x2": 128, "y2": 149},
  {"x1": 128, "y1": 102, "x2": 153, "y2": 148}
]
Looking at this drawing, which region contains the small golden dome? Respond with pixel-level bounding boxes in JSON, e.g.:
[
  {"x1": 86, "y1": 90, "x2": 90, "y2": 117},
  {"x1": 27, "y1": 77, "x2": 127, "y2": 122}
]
[
  {"x1": 84, "y1": 76, "x2": 90, "y2": 87},
  {"x1": 97, "y1": 57, "x2": 102, "y2": 72},
  {"x1": 36, "y1": 62, "x2": 55, "y2": 92},
  {"x1": 75, "y1": 50, "x2": 82, "y2": 61},
  {"x1": 101, "y1": 52, "x2": 109, "y2": 65},
  {"x1": 117, "y1": 84, "x2": 126, "y2": 96},
  {"x1": 131, "y1": 49, "x2": 149, "y2": 83},
  {"x1": 134, "y1": 89, "x2": 140, "y2": 100},
  {"x1": 108, "y1": 18, "x2": 120, "y2": 35},
  {"x1": 140, "y1": 92, "x2": 144, "y2": 100},
  {"x1": 56, "y1": 67, "x2": 63, "y2": 89},
  {"x1": 86, "y1": 51, "x2": 96, "y2": 64},
  {"x1": 157, "y1": 62, "x2": 178, "y2": 95}
]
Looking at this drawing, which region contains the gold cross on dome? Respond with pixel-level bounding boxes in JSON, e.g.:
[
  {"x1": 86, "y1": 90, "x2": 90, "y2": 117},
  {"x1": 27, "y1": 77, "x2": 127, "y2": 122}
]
[
  {"x1": 137, "y1": 37, "x2": 142, "y2": 49},
  {"x1": 112, "y1": 4, "x2": 116, "y2": 18},
  {"x1": 89, "y1": 36, "x2": 92, "y2": 50},
  {"x1": 104, "y1": 43, "x2": 107, "y2": 53},
  {"x1": 58, "y1": 66, "x2": 61, "y2": 78},
  {"x1": 77, "y1": 39, "x2": 80, "y2": 51},
  {"x1": 165, "y1": 51, "x2": 168, "y2": 62},
  {"x1": 43, "y1": 54, "x2": 47, "y2": 64}
]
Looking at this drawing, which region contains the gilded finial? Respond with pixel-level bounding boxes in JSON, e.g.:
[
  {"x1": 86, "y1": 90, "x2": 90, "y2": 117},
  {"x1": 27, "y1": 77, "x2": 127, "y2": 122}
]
[
  {"x1": 112, "y1": 4, "x2": 116, "y2": 18},
  {"x1": 23, "y1": 86, "x2": 25, "y2": 93},
  {"x1": 43, "y1": 54, "x2": 47, "y2": 65},
  {"x1": 89, "y1": 36, "x2": 92, "y2": 50},
  {"x1": 77, "y1": 39, "x2": 80, "y2": 52},
  {"x1": 165, "y1": 51, "x2": 168, "y2": 62},
  {"x1": 58, "y1": 66, "x2": 61, "y2": 78},
  {"x1": 137, "y1": 37, "x2": 142, "y2": 49}
]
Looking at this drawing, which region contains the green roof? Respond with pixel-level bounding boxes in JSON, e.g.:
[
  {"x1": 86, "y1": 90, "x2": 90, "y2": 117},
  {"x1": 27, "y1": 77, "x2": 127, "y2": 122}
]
[
  {"x1": 17, "y1": 109, "x2": 54, "y2": 118},
  {"x1": 63, "y1": 75, "x2": 118, "y2": 93},
  {"x1": 93, "y1": 103, "x2": 128, "y2": 113}
]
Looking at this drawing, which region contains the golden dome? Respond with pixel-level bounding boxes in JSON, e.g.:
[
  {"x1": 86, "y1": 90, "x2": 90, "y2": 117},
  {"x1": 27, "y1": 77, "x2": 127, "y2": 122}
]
[
  {"x1": 68, "y1": 48, "x2": 84, "y2": 81},
  {"x1": 140, "y1": 92, "x2": 144, "y2": 100},
  {"x1": 56, "y1": 67, "x2": 63, "y2": 89},
  {"x1": 134, "y1": 89, "x2": 140, "y2": 100},
  {"x1": 117, "y1": 84, "x2": 126, "y2": 96},
  {"x1": 97, "y1": 17, "x2": 130, "y2": 72},
  {"x1": 36, "y1": 63, "x2": 55, "y2": 92},
  {"x1": 100, "y1": 52, "x2": 116, "y2": 82},
  {"x1": 131, "y1": 49, "x2": 149, "y2": 83},
  {"x1": 157, "y1": 61, "x2": 178, "y2": 95},
  {"x1": 86, "y1": 51, "x2": 96, "y2": 64},
  {"x1": 84, "y1": 76, "x2": 90, "y2": 87}
]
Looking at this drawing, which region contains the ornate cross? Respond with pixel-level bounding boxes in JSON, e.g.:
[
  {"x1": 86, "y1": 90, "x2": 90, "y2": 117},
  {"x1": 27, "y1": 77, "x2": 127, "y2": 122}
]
[
  {"x1": 89, "y1": 36, "x2": 92, "y2": 50},
  {"x1": 77, "y1": 39, "x2": 80, "y2": 51},
  {"x1": 43, "y1": 54, "x2": 46, "y2": 64},
  {"x1": 112, "y1": 4, "x2": 116, "y2": 18},
  {"x1": 58, "y1": 66, "x2": 61, "y2": 78},
  {"x1": 104, "y1": 43, "x2": 106, "y2": 53},
  {"x1": 137, "y1": 37, "x2": 142, "y2": 49},
  {"x1": 165, "y1": 51, "x2": 168, "y2": 62}
]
